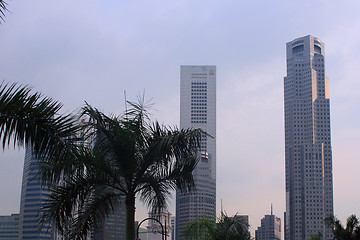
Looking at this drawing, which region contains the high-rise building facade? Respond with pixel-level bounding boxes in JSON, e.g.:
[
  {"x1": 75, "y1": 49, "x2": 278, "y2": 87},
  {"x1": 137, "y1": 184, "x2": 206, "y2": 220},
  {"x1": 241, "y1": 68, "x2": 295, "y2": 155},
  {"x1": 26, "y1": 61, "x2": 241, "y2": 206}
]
[
  {"x1": 255, "y1": 207, "x2": 281, "y2": 240},
  {"x1": 176, "y1": 65, "x2": 216, "y2": 239},
  {"x1": 284, "y1": 35, "x2": 334, "y2": 240},
  {"x1": 19, "y1": 146, "x2": 53, "y2": 240},
  {"x1": 0, "y1": 214, "x2": 19, "y2": 240},
  {"x1": 92, "y1": 203, "x2": 126, "y2": 240}
]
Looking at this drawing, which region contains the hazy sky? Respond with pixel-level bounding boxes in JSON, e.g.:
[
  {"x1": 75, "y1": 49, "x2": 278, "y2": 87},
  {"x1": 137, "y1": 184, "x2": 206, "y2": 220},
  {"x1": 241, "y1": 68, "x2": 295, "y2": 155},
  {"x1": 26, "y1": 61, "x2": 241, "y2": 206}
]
[{"x1": 1, "y1": 0, "x2": 360, "y2": 237}]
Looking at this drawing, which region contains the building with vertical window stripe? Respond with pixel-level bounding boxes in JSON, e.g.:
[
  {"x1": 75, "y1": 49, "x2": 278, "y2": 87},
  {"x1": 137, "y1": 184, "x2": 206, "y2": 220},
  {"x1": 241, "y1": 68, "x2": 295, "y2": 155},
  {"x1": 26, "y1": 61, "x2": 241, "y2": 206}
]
[
  {"x1": 176, "y1": 65, "x2": 216, "y2": 239},
  {"x1": 92, "y1": 200, "x2": 126, "y2": 240}
]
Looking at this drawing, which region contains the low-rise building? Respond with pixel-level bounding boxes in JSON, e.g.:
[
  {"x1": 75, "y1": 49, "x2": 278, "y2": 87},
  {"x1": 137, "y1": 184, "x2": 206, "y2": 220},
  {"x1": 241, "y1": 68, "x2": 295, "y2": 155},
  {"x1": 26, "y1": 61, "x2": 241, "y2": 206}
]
[{"x1": 0, "y1": 214, "x2": 19, "y2": 240}]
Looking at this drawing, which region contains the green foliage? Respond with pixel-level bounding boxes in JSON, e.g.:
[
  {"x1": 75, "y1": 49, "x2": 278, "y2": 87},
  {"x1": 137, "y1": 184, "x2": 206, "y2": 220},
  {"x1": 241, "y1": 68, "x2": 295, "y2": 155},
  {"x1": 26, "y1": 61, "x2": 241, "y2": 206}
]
[
  {"x1": 182, "y1": 218, "x2": 216, "y2": 240},
  {"x1": 41, "y1": 101, "x2": 204, "y2": 240},
  {"x1": 1, "y1": 82, "x2": 204, "y2": 240},
  {"x1": 0, "y1": 82, "x2": 81, "y2": 164},
  {"x1": 308, "y1": 232, "x2": 322, "y2": 240},
  {"x1": 0, "y1": 0, "x2": 7, "y2": 23},
  {"x1": 325, "y1": 214, "x2": 360, "y2": 240},
  {"x1": 182, "y1": 212, "x2": 251, "y2": 240}
]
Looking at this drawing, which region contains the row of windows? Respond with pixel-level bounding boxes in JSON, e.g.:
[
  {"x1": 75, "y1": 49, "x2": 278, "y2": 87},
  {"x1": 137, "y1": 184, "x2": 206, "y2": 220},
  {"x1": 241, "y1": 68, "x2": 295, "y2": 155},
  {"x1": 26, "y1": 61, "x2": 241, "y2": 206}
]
[
  {"x1": 191, "y1": 73, "x2": 207, "y2": 75},
  {"x1": 27, "y1": 182, "x2": 41, "y2": 186},
  {"x1": 191, "y1": 102, "x2": 207, "y2": 106},
  {"x1": 191, "y1": 88, "x2": 207, "y2": 92},
  {"x1": 191, "y1": 117, "x2": 207, "y2": 120},
  {"x1": 191, "y1": 96, "x2": 207, "y2": 99},
  {"x1": 191, "y1": 121, "x2": 207, "y2": 124},
  {"x1": 24, "y1": 203, "x2": 41, "y2": 208},
  {"x1": 26, "y1": 188, "x2": 42, "y2": 192},
  {"x1": 191, "y1": 82, "x2": 207, "y2": 85},
  {"x1": 191, "y1": 92, "x2": 207, "y2": 96},
  {"x1": 191, "y1": 86, "x2": 207, "y2": 90}
]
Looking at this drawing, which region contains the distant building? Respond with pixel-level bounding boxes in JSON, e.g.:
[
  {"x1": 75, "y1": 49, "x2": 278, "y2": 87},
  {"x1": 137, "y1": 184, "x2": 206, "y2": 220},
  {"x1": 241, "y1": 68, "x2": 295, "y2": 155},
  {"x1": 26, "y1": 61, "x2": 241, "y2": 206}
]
[
  {"x1": 19, "y1": 146, "x2": 53, "y2": 240},
  {"x1": 176, "y1": 65, "x2": 217, "y2": 239},
  {"x1": 92, "y1": 199, "x2": 126, "y2": 240},
  {"x1": 255, "y1": 206, "x2": 281, "y2": 240},
  {"x1": 147, "y1": 211, "x2": 172, "y2": 240},
  {"x1": 0, "y1": 214, "x2": 19, "y2": 240}
]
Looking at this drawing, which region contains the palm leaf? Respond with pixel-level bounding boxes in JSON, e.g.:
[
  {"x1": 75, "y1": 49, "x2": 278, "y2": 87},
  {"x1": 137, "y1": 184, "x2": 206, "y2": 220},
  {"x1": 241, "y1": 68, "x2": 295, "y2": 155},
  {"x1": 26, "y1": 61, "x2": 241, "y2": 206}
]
[
  {"x1": 41, "y1": 99, "x2": 204, "y2": 240},
  {"x1": 0, "y1": 0, "x2": 8, "y2": 23},
  {"x1": 0, "y1": 82, "x2": 81, "y2": 167},
  {"x1": 182, "y1": 218, "x2": 216, "y2": 240}
]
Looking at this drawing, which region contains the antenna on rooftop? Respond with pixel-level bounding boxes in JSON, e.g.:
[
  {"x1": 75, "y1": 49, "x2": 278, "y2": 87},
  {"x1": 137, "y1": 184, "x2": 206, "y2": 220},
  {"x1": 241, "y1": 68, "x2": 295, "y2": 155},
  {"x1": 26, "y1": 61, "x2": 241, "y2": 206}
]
[{"x1": 271, "y1": 203, "x2": 273, "y2": 216}]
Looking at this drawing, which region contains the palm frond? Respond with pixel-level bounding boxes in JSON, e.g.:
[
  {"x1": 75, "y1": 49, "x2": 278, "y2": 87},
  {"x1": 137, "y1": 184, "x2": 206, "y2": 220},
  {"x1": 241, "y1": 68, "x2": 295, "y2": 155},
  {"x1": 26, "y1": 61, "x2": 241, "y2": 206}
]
[
  {"x1": 0, "y1": 0, "x2": 8, "y2": 23},
  {"x1": 41, "y1": 98, "x2": 205, "y2": 240},
  {"x1": 133, "y1": 123, "x2": 203, "y2": 214},
  {"x1": 182, "y1": 218, "x2": 216, "y2": 240},
  {"x1": 216, "y1": 213, "x2": 250, "y2": 240},
  {"x1": 325, "y1": 214, "x2": 360, "y2": 240},
  {"x1": 346, "y1": 214, "x2": 359, "y2": 236},
  {"x1": 42, "y1": 167, "x2": 124, "y2": 239},
  {"x1": 0, "y1": 82, "x2": 81, "y2": 167}
]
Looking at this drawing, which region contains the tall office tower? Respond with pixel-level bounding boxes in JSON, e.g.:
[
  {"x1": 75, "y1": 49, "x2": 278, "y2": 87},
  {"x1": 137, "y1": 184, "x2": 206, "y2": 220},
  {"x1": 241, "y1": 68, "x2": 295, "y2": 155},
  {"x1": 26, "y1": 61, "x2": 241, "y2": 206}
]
[
  {"x1": 92, "y1": 201, "x2": 126, "y2": 240},
  {"x1": 255, "y1": 207, "x2": 281, "y2": 240},
  {"x1": 0, "y1": 214, "x2": 19, "y2": 240},
  {"x1": 176, "y1": 65, "x2": 216, "y2": 239},
  {"x1": 284, "y1": 35, "x2": 334, "y2": 240},
  {"x1": 19, "y1": 146, "x2": 53, "y2": 240}
]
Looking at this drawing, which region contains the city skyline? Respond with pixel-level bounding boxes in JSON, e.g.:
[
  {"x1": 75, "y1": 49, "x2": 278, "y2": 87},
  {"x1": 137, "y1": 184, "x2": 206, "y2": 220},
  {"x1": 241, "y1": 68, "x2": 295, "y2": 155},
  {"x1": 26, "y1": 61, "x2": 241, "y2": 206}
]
[{"x1": 1, "y1": 1, "x2": 360, "y2": 238}]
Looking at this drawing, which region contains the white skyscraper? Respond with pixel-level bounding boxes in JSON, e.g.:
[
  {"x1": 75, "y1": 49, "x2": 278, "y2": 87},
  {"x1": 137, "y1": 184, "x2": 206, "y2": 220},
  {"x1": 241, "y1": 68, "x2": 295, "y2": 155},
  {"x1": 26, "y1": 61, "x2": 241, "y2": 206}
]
[
  {"x1": 284, "y1": 35, "x2": 334, "y2": 240},
  {"x1": 176, "y1": 65, "x2": 216, "y2": 239}
]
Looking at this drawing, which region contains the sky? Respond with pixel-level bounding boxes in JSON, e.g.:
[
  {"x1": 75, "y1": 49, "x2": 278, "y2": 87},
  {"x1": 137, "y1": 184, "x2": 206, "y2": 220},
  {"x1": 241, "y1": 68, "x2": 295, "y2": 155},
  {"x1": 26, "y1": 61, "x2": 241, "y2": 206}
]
[{"x1": 1, "y1": 0, "x2": 360, "y2": 238}]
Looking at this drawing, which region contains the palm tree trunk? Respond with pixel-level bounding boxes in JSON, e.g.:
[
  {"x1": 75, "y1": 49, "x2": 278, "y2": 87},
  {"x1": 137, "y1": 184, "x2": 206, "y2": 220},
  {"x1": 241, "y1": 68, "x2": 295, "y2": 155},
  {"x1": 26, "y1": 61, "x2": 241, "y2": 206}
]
[{"x1": 125, "y1": 194, "x2": 136, "y2": 240}]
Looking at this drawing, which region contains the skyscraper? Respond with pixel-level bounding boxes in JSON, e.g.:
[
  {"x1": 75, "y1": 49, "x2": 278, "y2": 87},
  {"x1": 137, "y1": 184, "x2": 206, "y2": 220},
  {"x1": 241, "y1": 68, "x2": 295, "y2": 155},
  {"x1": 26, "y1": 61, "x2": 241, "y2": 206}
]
[
  {"x1": 19, "y1": 146, "x2": 53, "y2": 240},
  {"x1": 92, "y1": 203, "x2": 126, "y2": 240},
  {"x1": 255, "y1": 206, "x2": 281, "y2": 240},
  {"x1": 284, "y1": 35, "x2": 334, "y2": 240},
  {"x1": 176, "y1": 65, "x2": 216, "y2": 239}
]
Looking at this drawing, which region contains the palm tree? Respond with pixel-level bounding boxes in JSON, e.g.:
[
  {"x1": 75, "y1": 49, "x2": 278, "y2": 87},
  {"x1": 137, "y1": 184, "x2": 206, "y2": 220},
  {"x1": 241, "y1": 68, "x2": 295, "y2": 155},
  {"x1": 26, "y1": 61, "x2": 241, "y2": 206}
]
[
  {"x1": 41, "y1": 101, "x2": 204, "y2": 240},
  {"x1": 325, "y1": 214, "x2": 360, "y2": 240},
  {"x1": 0, "y1": 82, "x2": 80, "y2": 159},
  {"x1": 182, "y1": 212, "x2": 251, "y2": 240},
  {"x1": 0, "y1": 0, "x2": 8, "y2": 23}
]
